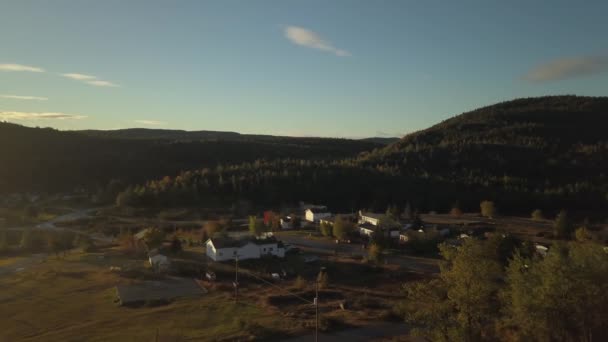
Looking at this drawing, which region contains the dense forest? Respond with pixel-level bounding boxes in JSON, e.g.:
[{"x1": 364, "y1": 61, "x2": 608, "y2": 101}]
[
  {"x1": 0, "y1": 123, "x2": 383, "y2": 193},
  {"x1": 116, "y1": 96, "x2": 608, "y2": 216}
]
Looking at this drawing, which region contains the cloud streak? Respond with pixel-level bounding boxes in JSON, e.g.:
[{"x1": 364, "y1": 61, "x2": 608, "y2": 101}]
[
  {"x1": 86, "y1": 80, "x2": 119, "y2": 87},
  {"x1": 524, "y1": 54, "x2": 608, "y2": 82},
  {"x1": 61, "y1": 72, "x2": 120, "y2": 87},
  {"x1": 1, "y1": 94, "x2": 48, "y2": 101},
  {"x1": 0, "y1": 63, "x2": 45, "y2": 72},
  {"x1": 0, "y1": 111, "x2": 87, "y2": 120},
  {"x1": 134, "y1": 120, "x2": 166, "y2": 126},
  {"x1": 61, "y1": 73, "x2": 97, "y2": 81},
  {"x1": 284, "y1": 26, "x2": 351, "y2": 57}
]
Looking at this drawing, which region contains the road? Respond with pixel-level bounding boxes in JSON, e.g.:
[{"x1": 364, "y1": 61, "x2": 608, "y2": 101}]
[{"x1": 276, "y1": 233, "x2": 439, "y2": 274}]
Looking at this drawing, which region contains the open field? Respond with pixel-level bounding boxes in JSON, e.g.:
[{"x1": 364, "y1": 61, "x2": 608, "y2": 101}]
[
  {"x1": 0, "y1": 242, "x2": 423, "y2": 341},
  {"x1": 0, "y1": 251, "x2": 300, "y2": 341}
]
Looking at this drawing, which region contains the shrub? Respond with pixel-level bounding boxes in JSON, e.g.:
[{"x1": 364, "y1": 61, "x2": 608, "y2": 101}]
[
  {"x1": 480, "y1": 201, "x2": 495, "y2": 218},
  {"x1": 293, "y1": 275, "x2": 306, "y2": 290},
  {"x1": 531, "y1": 209, "x2": 543, "y2": 221}
]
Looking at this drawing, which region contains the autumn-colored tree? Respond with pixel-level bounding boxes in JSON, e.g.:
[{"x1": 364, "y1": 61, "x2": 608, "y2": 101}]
[
  {"x1": 293, "y1": 275, "x2": 306, "y2": 290},
  {"x1": 203, "y1": 220, "x2": 224, "y2": 237},
  {"x1": 531, "y1": 209, "x2": 544, "y2": 221},
  {"x1": 450, "y1": 207, "x2": 463, "y2": 217},
  {"x1": 368, "y1": 242, "x2": 383, "y2": 263},
  {"x1": 248, "y1": 216, "x2": 266, "y2": 236},
  {"x1": 480, "y1": 200, "x2": 495, "y2": 218},
  {"x1": 319, "y1": 221, "x2": 333, "y2": 237},
  {"x1": 332, "y1": 215, "x2": 354, "y2": 240},
  {"x1": 317, "y1": 270, "x2": 329, "y2": 289}
]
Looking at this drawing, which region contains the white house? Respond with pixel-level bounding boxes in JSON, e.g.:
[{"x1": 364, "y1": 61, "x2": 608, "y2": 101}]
[
  {"x1": 358, "y1": 211, "x2": 383, "y2": 226},
  {"x1": 305, "y1": 208, "x2": 332, "y2": 223},
  {"x1": 206, "y1": 236, "x2": 286, "y2": 262},
  {"x1": 148, "y1": 250, "x2": 171, "y2": 272},
  {"x1": 358, "y1": 222, "x2": 376, "y2": 237}
]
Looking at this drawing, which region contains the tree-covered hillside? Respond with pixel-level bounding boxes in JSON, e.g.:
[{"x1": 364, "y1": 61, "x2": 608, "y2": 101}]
[
  {"x1": 359, "y1": 95, "x2": 608, "y2": 211},
  {"x1": 0, "y1": 122, "x2": 382, "y2": 193},
  {"x1": 118, "y1": 96, "x2": 608, "y2": 215}
]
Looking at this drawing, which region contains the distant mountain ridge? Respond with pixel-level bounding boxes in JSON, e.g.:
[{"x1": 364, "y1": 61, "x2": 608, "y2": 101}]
[
  {"x1": 0, "y1": 122, "x2": 383, "y2": 193},
  {"x1": 77, "y1": 128, "x2": 399, "y2": 144}
]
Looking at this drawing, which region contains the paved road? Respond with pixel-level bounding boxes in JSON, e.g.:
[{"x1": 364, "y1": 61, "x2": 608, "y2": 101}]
[{"x1": 276, "y1": 233, "x2": 439, "y2": 274}]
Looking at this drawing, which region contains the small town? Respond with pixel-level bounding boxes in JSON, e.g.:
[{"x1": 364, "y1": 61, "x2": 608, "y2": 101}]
[
  {"x1": 2, "y1": 191, "x2": 606, "y2": 340},
  {"x1": 2, "y1": 1, "x2": 608, "y2": 341}
]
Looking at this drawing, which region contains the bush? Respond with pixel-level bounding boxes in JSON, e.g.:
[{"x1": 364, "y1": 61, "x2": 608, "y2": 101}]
[
  {"x1": 480, "y1": 201, "x2": 495, "y2": 218},
  {"x1": 531, "y1": 209, "x2": 544, "y2": 221},
  {"x1": 293, "y1": 275, "x2": 306, "y2": 290},
  {"x1": 450, "y1": 207, "x2": 463, "y2": 217}
]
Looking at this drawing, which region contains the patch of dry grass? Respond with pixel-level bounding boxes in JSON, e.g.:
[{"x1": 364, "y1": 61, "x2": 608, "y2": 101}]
[{"x1": 0, "y1": 253, "x2": 298, "y2": 341}]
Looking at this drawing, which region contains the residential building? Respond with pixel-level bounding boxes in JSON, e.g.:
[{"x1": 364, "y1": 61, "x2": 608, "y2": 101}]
[
  {"x1": 205, "y1": 236, "x2": 286, "y2": 262},
  {"x1": 358, "y1": 211, "x2": 383, "y2": 226},
  {"x1": 358, "y1": 222, "x2": 376, "y2": 237},
  {"x1": 305, "y1": 208, "x2": 332, "y2": 223}
]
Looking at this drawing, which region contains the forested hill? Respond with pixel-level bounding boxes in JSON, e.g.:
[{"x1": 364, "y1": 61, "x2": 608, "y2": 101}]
[
  {"x1": 358, "y1": 95, "x2": 608, "y2": 211},
  {"x1": 0, "y1": 122, "x2": 383, "y2": 194},
  {"x1": 117, "y1": 96, "x2": 608, "y2": 215}
]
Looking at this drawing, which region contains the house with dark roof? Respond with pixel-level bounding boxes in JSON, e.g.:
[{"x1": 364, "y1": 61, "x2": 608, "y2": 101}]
[{"x1": 205, "y1": 236, "x2": 286, "y2": 262}]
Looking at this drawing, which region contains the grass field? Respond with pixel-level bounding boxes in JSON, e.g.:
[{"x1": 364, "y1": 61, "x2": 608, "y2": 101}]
[{"x1": 0, "y1": 252, "x2": 299, "y2": 341}]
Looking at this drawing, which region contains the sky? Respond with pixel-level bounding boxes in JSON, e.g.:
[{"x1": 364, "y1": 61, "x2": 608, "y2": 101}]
[{"x1": 1, "y1": 0, "x2": 607, "y2": 138}]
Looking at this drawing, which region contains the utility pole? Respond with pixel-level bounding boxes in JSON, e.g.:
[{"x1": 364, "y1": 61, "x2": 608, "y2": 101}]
[
  {"x1": 315, "y1": 267, "x2": 325, "y2": 342},
  {"x1": 315, "y1": 278, "x2": 319, "y2": 342},
  {"x1": 234, "y1": 255, "x2": 239, "y2": 304}
]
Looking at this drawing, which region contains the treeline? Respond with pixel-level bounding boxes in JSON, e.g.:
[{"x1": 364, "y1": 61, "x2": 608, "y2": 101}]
[
  {"x1": 0, "y1": 122, "x2": 381, "y2": 193},
  {"x1": 115, "y1": 156, "x2": 605, "y2": 216},
  {"x1": 401, "y1": 237, "x2": 608, "y2": 341}
]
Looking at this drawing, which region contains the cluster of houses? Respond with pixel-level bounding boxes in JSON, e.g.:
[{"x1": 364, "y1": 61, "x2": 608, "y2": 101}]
[{"x1": 301, "y1": 204, "x2": 427, "y2": 243}]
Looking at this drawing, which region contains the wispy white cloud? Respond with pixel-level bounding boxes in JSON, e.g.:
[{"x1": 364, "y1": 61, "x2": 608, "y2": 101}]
[
  {"x1": 134, "y1": 120, "x2": 166, "y2": 126},
  {"x1": 61, "y1": 73, "x2": 97, "y2": 81},
  {"x1": 0, "y1": 111, "x2": 87, "y2": 120},
  {"x1": 524, "y1": 54, "x2": 608, "y2": 82},
  {"x1": 61, "y1": 72, "x2": 120, "y2": 87},
  {"x1": 0, "y1": 94, "x2": 48, "y2": 101},
  {"x1": 284, "y1": 26, "x2": 351, "y2": 57},
  {"x1": 86, "y1": 80, "x2": 119, "y2": 87},
  {"x1": 0, "y1": 63, "x2": 45, "y2": 72}
]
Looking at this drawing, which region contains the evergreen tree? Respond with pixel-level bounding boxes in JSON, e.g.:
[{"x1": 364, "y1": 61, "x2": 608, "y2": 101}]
[{"x1": 553, "y1": 210, "x2": 572, "y2": 239}]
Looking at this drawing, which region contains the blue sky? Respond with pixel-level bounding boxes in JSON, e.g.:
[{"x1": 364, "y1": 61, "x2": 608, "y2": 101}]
[{"x1": 1, "y1": 0, "x2": 607, "y2": 137}]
